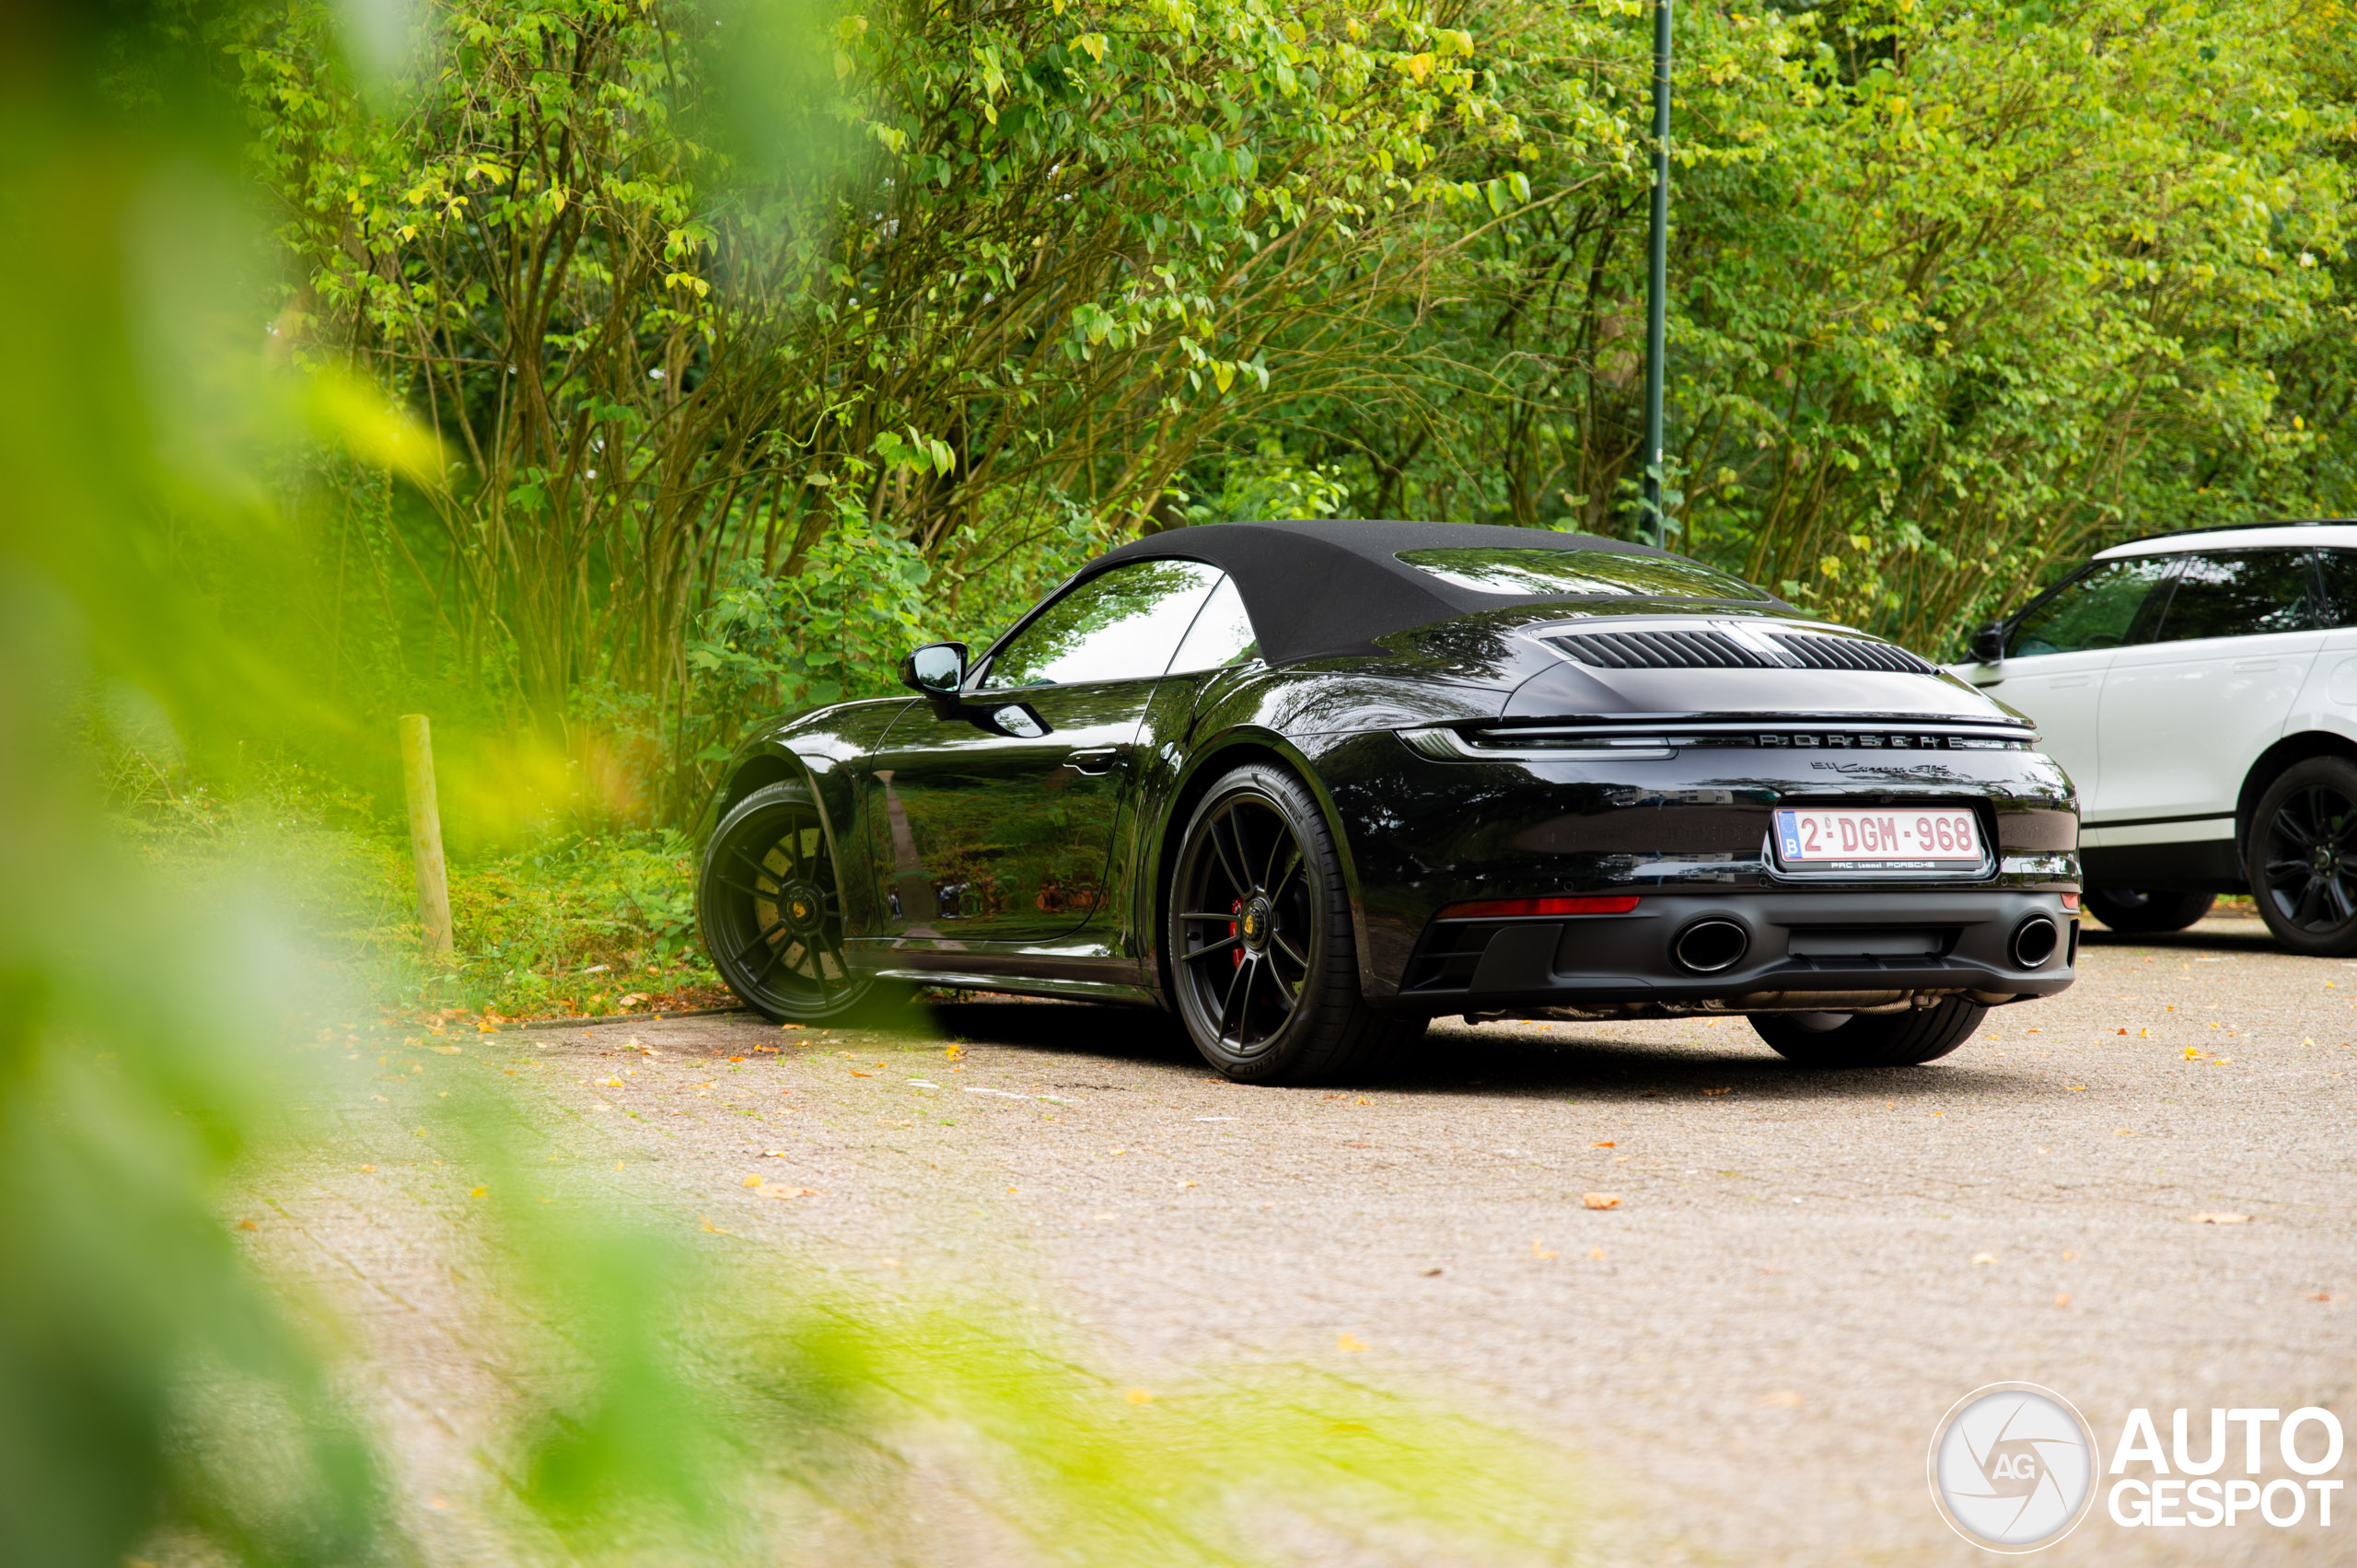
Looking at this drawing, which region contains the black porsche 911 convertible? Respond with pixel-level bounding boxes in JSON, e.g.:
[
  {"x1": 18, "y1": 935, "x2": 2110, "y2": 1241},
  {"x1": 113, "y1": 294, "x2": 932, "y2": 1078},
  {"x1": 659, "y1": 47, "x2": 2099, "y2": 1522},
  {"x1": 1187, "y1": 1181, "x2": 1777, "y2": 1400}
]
[{"x1": 695, "y1": 520, "x2": 2079, "y2": 1084}]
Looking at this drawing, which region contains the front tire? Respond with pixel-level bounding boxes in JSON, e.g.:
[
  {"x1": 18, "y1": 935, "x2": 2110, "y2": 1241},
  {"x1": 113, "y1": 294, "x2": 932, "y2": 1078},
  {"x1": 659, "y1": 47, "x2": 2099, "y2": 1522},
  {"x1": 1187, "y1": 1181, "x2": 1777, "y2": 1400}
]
[
  {"x1": 2084, "y1": 886, "x2": 2214, "y2": 934},
  {"x1": 2248, "y1": 756, "x2": 2357, "y2": 956},
  {"x1": 698, "y1": 781, "x2": 885, "y2": 1022},
  {"x1": 1749, "y1": 996, "x2": 1987, "y2": 1067},
  {"x1": 1166, "y1": 763, "x2": 1424, "y2": 1085}
]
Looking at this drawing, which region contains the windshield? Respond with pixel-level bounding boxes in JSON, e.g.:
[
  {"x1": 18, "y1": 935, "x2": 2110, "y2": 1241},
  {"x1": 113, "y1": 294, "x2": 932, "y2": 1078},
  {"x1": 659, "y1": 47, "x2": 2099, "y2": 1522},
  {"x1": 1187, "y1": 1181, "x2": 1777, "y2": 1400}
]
[{"x1": 1396, "y1": 547, "x2": 1772, "y2": 601}]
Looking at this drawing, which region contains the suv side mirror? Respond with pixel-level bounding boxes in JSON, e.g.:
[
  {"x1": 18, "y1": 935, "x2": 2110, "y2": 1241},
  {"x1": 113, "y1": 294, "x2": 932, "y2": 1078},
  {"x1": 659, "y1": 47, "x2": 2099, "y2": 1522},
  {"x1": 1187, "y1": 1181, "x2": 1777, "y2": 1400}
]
[
  {"x1": 900, "y1": 641, "x2": 968, "y2": 696},
  {"x1": 1968, "y1": 621, "x2": 2005, "y2": 664}
]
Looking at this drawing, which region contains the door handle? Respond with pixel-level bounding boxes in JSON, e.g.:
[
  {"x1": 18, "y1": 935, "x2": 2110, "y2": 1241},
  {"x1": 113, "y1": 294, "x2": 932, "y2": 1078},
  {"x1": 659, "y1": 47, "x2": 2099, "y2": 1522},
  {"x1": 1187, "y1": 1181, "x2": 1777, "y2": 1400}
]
[
  {"x1": 2049, "y1": 675, "x2": 2091, "y2": 689},
  {"x1": 2232, "y1": 659, "x2": 2278, "y2": 673},
  {"x1": 1067, "y1": 747, "x2": 1122, "y2": 775}
]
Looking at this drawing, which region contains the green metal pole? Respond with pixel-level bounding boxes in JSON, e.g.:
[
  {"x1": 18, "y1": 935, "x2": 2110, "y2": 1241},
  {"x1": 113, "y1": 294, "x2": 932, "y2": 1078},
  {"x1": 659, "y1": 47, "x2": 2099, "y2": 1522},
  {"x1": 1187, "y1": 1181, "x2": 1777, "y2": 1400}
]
[{"x1": 1642, "y1": 0, "x2": 1672, "y2": 548}]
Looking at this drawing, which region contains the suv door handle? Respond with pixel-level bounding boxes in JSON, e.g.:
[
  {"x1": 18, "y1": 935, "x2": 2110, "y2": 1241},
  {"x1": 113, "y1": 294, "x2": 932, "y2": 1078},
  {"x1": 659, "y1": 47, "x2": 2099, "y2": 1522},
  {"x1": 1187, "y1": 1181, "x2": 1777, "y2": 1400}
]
[
  {"x1": 1067, "y1": 747, "x2": 1122, "y2": 775},
  {"x1": 2232, "y1": 659, "x2": 2278, "y2": 672}
]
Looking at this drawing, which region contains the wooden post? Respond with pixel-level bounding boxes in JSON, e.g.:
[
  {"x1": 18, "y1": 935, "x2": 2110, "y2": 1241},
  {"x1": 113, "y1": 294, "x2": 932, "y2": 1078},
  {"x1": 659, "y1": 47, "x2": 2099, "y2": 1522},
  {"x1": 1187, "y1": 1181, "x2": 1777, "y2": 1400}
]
[{"x1": 400, "y1": 714, "x2": 456, "y2": 960}]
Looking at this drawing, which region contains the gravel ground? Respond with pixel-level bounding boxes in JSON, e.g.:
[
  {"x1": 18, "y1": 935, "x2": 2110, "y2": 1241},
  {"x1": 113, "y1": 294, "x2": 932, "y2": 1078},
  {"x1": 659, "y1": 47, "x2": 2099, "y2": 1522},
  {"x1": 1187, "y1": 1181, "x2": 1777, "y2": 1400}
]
[{"x1": 246, "y1": 908, "x2": 2356, "y2": 1566}]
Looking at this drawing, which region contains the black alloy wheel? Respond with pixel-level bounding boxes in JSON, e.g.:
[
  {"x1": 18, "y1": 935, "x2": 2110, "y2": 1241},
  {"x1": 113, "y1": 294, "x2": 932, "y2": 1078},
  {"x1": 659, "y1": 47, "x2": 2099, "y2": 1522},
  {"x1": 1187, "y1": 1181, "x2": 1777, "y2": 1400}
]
[
  {"x1": 699, "y1": 782, "x2": 881, "y2": 1021},
  {"x1": 1748, "y1": 995, "x2": 1987, "y2": 1068},
  {"x1": 1167, "y1": 763, "x2": 1424, "y2": 1085},
  {"x1": 2082, "y1": 887, "x2": 2215, "y2": 934},
  {"x1": 2249, "y1": 756, "x2": 2357, "y2": 957}
]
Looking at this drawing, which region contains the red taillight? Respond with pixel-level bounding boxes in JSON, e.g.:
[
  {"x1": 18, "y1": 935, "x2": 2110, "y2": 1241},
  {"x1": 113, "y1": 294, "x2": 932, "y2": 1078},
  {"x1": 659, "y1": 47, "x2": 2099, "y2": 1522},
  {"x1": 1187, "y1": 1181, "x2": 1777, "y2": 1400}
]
[
  {"x1": 2061, "y1": 891, "x2": 2081, "y2": 912},
  {"x1": 1437, "y1": 895, "x2": 1642, "y2": 920}
]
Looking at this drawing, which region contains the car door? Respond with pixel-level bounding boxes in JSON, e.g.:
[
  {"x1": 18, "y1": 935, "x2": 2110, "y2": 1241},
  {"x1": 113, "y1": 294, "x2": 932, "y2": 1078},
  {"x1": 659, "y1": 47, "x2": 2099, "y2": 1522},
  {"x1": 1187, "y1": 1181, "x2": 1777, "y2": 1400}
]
[
  {"x1": 2096, "y1": 548, "x2": 2322, "y2": 828},
  {"x1": 1962, "y1": 553, "x2": 2178, "y2": 806},
  {"x1": 866, "y1": 559, "x2": 1223, "y2": 946}
]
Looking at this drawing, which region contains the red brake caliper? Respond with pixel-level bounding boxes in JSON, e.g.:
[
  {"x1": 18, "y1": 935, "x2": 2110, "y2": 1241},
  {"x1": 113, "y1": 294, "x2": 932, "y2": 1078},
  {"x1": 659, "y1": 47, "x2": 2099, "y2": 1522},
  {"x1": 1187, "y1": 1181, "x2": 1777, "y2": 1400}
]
[{"x1": 1229, "y1": 896, "x2": 1245, "y2": 970}]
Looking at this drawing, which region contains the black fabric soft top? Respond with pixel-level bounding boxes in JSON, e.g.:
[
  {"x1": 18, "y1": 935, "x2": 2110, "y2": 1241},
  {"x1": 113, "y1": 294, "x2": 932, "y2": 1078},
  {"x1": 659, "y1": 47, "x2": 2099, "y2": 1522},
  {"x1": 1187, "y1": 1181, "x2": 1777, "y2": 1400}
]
[{"x1": 1084, "y1": 518, "x2": 1711, "y2": 668}]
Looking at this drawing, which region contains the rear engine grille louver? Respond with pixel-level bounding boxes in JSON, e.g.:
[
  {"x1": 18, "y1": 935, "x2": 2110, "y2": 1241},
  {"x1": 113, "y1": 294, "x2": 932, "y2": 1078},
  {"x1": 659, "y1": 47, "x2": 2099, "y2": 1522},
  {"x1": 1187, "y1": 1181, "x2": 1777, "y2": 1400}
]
[
  {"x1": 1550, "y1": 628, "x2": 1935, "y2": 675},
  {"x1": 1767, "y1": 633, "x2": 1936, "y2": 675},
  {"x1": 1550, "y1": 630, "x2": 1775, "y2": 669}
]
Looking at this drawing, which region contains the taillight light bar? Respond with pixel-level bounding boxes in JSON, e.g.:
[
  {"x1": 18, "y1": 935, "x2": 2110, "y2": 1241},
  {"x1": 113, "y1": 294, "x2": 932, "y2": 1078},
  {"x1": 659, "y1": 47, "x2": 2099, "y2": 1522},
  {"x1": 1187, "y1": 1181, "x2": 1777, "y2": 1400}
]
[
  {"x1": 2061, "y1": 891, "x2": 2081, "y2": 912},
  {"x1": 1436, "y1": 895, "x2": 1642, "y2": 920}
]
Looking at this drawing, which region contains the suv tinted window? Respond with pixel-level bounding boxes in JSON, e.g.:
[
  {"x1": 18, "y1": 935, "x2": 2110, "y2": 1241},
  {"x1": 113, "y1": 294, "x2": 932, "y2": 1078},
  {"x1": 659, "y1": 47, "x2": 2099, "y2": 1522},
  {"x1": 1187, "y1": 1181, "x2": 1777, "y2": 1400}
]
[
  {"x1": 2007, "y1": 556, "x2": 2177, "y2": 656},
  {"x1": 2316, "y1": 550, "x2": 2357, "y2": 627},
  {"x1": 979, "y1": 560, "x2": 1222, "y2": 690},
  {"x1": 2152, "y1": 550, "x2": 2316, "y2": 642}
]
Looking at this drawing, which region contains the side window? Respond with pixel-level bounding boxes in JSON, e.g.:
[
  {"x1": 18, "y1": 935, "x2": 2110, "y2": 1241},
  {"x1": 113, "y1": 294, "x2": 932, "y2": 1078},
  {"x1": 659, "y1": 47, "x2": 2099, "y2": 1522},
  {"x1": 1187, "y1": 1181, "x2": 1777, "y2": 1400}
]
[
  {"x1": 1166, "y1": 575, "x2": 1260, "y2": 675},
  {"x1": 978, "y1": 560, "x2": 1222, "y2": 690},
  {"x1": 2007, "y1": 556, "x2": 2177, "y2": 656},
  {"x1": 2151, "y1": 550, "x2": 2316, "y2": 643},
  {"x1": 2316, "y1": 551, "x2": 2357, "y2": 627}
]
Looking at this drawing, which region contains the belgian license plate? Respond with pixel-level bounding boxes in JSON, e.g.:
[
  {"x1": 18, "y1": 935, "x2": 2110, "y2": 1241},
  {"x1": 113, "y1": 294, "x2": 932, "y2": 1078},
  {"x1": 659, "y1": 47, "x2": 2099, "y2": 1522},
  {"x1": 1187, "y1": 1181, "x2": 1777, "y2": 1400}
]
[{"x1": 1773, "y1": 807, "x2": 1983, "y2": 871}]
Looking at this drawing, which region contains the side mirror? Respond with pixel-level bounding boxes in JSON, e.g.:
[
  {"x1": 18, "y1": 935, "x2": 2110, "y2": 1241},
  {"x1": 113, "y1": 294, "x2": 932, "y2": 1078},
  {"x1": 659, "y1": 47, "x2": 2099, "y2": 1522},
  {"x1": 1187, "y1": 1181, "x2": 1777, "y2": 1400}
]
[
  {"x1": 1968, "y1": 621, "x2": 2005, "y2": 664},
  {"x1": 900, "y1": 641, "x2": 968, "y2": 697}
]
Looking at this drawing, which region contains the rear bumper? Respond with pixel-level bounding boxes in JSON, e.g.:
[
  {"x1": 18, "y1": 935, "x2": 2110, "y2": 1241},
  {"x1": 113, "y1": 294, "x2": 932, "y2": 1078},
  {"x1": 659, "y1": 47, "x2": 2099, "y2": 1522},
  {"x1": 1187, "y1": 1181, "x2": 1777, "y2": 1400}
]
[{"x1": 1395, "y1": 889, "x2": 2076, "y2": 1016}]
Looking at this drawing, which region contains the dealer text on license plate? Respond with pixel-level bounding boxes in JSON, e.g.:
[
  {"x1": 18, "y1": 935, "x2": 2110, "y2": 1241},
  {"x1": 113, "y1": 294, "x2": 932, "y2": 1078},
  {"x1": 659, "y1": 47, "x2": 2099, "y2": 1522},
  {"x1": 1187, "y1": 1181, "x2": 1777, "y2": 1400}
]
[{"x1": 1772, "y1": 807, "x2": 1982, "y2": 870}]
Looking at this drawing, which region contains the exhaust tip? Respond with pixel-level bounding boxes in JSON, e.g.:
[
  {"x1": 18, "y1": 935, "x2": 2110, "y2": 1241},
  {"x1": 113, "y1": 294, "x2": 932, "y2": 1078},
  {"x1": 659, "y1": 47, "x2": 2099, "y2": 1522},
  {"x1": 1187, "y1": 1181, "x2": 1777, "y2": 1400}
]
[
  {"x1": 1674, "y1": 918, "x2": 1749, "y2": 974},
  {"x1": 2011, "y1": 914, "x2": 2061, "y2": 969}
]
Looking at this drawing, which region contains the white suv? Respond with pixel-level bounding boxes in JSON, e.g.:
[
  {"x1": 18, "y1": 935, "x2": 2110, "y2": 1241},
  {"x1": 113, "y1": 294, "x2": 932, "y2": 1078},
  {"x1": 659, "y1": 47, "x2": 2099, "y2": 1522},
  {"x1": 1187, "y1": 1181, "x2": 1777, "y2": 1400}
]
[{"x1": 1952, "y1": 520, "x2": 2357, "y2": 954}]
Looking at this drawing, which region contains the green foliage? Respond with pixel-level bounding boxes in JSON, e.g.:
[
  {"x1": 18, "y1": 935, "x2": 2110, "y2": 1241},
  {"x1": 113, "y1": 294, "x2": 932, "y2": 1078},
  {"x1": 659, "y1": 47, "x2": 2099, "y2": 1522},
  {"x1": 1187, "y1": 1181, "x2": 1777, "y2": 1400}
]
[{"x1": 1234, "y1": 0, "x2": 2357, "y2": 649}]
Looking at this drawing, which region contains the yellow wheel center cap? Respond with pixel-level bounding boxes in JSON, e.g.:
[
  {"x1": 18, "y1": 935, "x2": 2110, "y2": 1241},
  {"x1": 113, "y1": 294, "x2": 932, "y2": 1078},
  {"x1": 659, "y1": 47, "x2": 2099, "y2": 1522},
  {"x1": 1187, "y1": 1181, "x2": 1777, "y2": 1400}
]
[{"x1": 791, "y1": 900, "x2": 811, "y2": 921}]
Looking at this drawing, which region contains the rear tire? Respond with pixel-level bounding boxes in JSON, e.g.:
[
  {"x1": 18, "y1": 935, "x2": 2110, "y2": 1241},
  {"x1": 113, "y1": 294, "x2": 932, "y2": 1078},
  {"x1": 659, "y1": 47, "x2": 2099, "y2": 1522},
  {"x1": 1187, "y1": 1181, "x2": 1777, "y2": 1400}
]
[
  {"x1": 2083, "y1": 886, "x2": 2214, "y2": 934},
  {"x1": 1166, "y1": 762, "x2": 1425, "y2": 1085},
  {"x1": 1749, "y1": 996, "x2": 1987, "y2": 1067},
  {"x1": 2248, "y1": 756, "x2": 2357, "y2": 956}
]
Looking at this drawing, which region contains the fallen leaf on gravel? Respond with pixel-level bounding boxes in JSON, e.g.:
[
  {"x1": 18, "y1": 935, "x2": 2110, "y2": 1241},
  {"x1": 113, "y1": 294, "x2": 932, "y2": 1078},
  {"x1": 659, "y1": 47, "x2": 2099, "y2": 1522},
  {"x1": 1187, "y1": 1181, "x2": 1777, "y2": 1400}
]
[
  {"x1": 1583, "y1": 1192, "x2": 1620, "y2": 1210},
  {"x1": 944, "y1": 1043, "x2": 964, "y2": 1059},
  {"x1": 2184, "y1": 1048, "x2": 2203, "y2": 1059},
  {"x1": 2190, "y1": 1213, "x2": 2251, "y2": 1225},
  {"x1": 2055, "y1": 1294, "x2": 2071, "y2": 1307},
  {"x1": 1125, "y1": 1388, "x2": 1153, "y2": 1404},
  {"x1": 469, "y1": 1186, "x2": 486, "y2": 1198},
  {"x1": 2117, "y1": 1028, "x2": 2129, "y2": 1036},
  {"x1": 727, "y1": 1055, "x2": 746, "y2": 1063},
  {"x1": 237, "y1": 1219, "x2": 258, "y2": 1231},
  {"x1": 1704, "y1": 1086, "x2": 1732, "y2": 1097},
  {"x1": 1587, "y1": 1248, "x2": 1606, "y2": 1260},
  {"x1": 2066, "y1": 1085, "x2": 2086, "y2": 1091},
  {"x1": 1971, "y1": 1252, "x2": 1997, "y2": 1265},
  {"x1": 700, "y1": 1215, "x2": 726, "y2": 1234},
  {"x1": 2310, "y1": 1292, "x2": 2337, "y2": 1302},
  {"x1": 764, "y1": 1187, "x2": 821, "y2": 1200},
  {"x1": 743, "y1": 1176, "x2": 761, "y2": 1188},
  {"x1": 1531, "y1": 1241, "x2": 1556, "y2": 1259},
  {"x1": 431, "y1": 1044, "x2": 460, "y2": 1055},
  {"x1": 1589, "y1": 1140, "x2": 1615, "y2": 1148},
  {"x1": 1421, "y1": 1267, "x2": 1443, "y2": 1277},
  {"x1": 1336, "y1": 1334, "x2": 1368, "y2": 1353},
  {"x1": 848, "y1": 1070, "x2": 874, "y2": 1078},
  {"x1": 595, "y1": 1075, "x2": 623, "y2": 1087},
  {"x1": 2114, "y1": 1127, "x2": 2135, "y2": 1136}
]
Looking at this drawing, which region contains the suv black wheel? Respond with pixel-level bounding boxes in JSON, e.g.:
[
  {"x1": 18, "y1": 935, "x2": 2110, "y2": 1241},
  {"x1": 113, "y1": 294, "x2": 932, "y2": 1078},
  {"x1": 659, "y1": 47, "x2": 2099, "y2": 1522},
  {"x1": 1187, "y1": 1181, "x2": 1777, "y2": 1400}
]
[
  {"x1": 2249, "y1": 756, "x2": 2357, "y2": 957},
  {"x1": 2083, "y1": 887, "x2": 2215, "y2": 934},
  {"x1": 699, "y1": 781, "x2": 891, "y2": 1021},
  {"x1": 1749, "y1": 996, "x2": 1987, "y2": 1067},
  {"x1": 1167, "y1": 762, "x2": 1424, "y2": 1085}
]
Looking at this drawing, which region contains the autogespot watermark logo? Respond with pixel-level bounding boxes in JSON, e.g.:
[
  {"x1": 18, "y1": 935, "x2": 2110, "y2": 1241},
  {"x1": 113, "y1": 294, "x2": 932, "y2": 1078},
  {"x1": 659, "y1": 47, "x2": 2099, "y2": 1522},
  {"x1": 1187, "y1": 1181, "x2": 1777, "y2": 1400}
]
[
  {"x1": 1931, "y1": 1388, "x2": 2349, "y2": 1550},
  {"x1": 1927, "y1": 1383, "x2": 2099, "y2": 1552}
]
